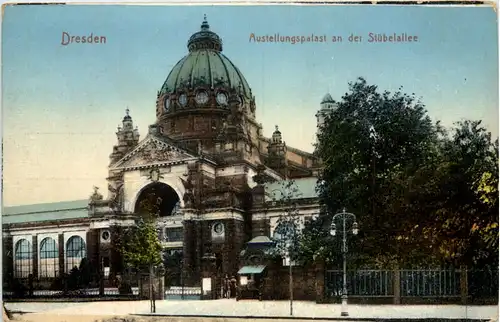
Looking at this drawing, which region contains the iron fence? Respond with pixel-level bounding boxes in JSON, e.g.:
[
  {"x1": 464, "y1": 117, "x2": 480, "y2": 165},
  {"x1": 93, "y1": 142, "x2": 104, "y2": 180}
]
[
  {"x1": 325, "y1": 268, "x2": 498, "y2": 299},
  {"x1": 468, "y1": 269, "x2": 499, "y2": 299},
  {"x1": 326, "y1": 270, "x2": 394, "y2": 297},
  {"x1": 400, "y1": 269, "x2": 460, "y2": 297}
]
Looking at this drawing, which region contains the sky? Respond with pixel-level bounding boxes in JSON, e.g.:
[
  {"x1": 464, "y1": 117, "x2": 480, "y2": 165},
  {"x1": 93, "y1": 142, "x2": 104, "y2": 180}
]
[{"x1": 2, "y1": 4, "x2": 498, "y2": 206}]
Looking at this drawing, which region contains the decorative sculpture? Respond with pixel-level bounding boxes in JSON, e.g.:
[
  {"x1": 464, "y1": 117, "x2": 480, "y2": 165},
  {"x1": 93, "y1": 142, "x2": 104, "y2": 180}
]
[{"x1": 90, "y1": 186, "x2": 103, "y2": 202}]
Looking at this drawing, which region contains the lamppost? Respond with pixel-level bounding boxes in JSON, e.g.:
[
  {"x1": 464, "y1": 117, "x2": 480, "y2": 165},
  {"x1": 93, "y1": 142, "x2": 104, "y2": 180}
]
[
  {"x1": 330, "y1": 208, "x2": 359, "y2": 317},
  {"x1": 286, "y1": 240, "x2": 293, "y2": 316}
]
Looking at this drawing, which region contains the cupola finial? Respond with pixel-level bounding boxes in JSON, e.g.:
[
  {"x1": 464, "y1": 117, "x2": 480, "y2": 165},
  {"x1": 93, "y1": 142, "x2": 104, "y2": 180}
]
[
  {"x1": 272, "y1": 125, "x2": 282, "y2": 143},
  {"x1": 201, "y1": 14, "x2": 210, "y2": 30},
  {"x1": 125, "y1": 107, "x2": 130, "y2": 116}
]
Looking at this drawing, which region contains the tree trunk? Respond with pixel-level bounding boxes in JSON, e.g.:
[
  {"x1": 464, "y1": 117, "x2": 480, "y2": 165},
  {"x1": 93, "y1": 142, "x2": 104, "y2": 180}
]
[{"x1": 149, "y1": 264, "x2": 156, "y2": 313}]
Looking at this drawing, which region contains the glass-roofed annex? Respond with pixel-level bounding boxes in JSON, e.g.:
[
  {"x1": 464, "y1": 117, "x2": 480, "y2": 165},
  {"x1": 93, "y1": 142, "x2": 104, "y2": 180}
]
[{"x1": 3, "y1": 200, "x2": 89, "y2": 279}]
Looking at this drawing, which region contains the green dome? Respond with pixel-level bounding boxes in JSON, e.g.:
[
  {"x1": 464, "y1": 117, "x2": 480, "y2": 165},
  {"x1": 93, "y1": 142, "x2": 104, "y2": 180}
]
[{"x1": 160, "y1": 17, "x2": 252, "y2": 98}]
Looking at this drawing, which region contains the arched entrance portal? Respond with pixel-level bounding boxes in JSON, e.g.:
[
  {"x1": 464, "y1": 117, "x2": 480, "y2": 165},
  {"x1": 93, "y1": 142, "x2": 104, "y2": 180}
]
[{"x1": 134, "y1": 182, "x2": 181, "y2": 217}]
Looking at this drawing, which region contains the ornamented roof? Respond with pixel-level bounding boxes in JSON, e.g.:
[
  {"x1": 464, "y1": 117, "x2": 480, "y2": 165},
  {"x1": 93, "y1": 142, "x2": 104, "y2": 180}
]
[{"x1": 159, "y1": 16, "x2": 252, "y2": 98}]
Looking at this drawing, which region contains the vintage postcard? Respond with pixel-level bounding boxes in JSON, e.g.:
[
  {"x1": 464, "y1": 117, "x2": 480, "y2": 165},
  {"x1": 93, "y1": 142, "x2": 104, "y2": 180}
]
[{"x1": 1, "y1": 2, "x2": 498, "y2": 322}]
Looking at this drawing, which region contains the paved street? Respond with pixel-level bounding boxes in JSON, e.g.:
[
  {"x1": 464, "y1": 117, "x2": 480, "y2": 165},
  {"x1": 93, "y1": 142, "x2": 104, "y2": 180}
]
[{"x1": 5, "y1": 299, "x2": 498, "y2": 320}]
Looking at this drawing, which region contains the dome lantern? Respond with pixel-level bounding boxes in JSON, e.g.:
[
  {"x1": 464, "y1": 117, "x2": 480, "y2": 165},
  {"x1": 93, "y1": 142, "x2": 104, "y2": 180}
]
[
  {"x1": 159, "y1": 17, "x2": 252, "y2": 99},
  {"x1": 187, "y1": 15, "x2": 223, "y2": 53}
]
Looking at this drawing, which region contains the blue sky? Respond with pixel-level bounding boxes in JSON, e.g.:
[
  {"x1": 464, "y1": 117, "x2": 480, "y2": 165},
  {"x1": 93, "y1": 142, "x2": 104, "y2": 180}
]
[{"x1": 2, "y1": 4, "x2": 498, "y2": 206}]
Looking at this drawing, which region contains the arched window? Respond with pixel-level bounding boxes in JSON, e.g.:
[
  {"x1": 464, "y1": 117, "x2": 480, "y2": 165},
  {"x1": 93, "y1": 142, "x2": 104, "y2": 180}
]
[
  {"x1": 14, "y1": 239, "x2": 32, "y2": 278},
  {"x1": 66, "y1": 236, "x2": 86, "y2": 273},
  {"x1": 39, "y1": 237, "x2": 58, "y2": 278},
  {"x1": 66, "y1": 236, "x2": 87, "y2": 273}
]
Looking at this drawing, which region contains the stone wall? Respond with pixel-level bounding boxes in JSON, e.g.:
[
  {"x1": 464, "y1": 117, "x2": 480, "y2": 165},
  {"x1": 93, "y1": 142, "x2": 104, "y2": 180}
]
[{"x1": 261, "y1": 259, "x2": 324, "y2": 302}]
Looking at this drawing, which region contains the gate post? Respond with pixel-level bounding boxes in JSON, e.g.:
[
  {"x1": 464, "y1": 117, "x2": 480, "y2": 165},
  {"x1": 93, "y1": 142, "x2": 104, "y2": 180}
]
[
  {"x1": 460, "y1": 266, "x2": 468, "y2": 305},
  {"x1": 393, "y1": 268, "x2": 401, "y2": 304}
]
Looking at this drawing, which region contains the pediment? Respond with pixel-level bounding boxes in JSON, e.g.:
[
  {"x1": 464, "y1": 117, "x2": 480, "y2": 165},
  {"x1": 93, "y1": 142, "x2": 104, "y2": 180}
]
[{"x1": 111, "y1": 136, "x2": 197, "y2": 170}]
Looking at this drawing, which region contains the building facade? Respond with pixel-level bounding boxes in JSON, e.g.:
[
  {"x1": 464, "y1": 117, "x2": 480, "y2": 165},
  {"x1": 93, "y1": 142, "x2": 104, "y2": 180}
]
[{"x1": 2, "y1": 17, "x2": 336, "y2": 289}]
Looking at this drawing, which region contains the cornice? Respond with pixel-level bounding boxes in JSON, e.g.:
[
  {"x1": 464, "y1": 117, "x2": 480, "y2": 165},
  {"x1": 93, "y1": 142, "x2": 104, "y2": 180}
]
[{"x1": 3, "y1": 218, "x2": 90, "y2": 231}]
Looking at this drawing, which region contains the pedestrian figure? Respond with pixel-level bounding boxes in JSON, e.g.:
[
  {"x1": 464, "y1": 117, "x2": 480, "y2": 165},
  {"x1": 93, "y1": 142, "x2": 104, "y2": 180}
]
[
  {"x1": 225, "y1": 275, "x2": 231, "y2": 298},
  {"x1": 230, "y1": 275, "x2": 237, "y2": 298}
]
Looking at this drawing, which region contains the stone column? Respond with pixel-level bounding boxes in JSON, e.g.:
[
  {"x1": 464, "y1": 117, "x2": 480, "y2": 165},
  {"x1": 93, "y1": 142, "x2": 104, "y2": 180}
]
[
  {"x1": 32, "y1": 236, "x2": 38, "y2": 279},
  {"x1": 182, "y1": 219, "x2": 196, "y2": 285},
  {"x1": 195, "y1": 220, "x2": 203, "y2": 283},
  {"x1": 58, "y1": 234, "x2": 65, "y2": 277},
  {"x1": 110, "y1": 226, "x2": 123, "y2": 279},
  {"x1": 86, "y1": 230, "x2": 99, "y2": 283},
  {"x1": 3, "y1": 236, "x2": 14, "y2": 285}
]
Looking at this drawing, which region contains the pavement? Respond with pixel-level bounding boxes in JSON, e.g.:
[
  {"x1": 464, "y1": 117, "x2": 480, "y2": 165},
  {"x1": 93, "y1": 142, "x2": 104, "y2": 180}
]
[{"x1": 4, "y1": 299, "x2": 499, "y2": 320}]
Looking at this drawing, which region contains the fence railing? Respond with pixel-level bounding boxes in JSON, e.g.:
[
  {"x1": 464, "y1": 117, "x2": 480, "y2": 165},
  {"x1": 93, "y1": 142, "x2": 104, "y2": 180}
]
[
  {"x1": 2, "y1": 275, "x2": 141, "y2": 299},
  {"x1": 400, "y1": 269, "x2": 460, "y2": 297},
  {"x1": 325, "y1": 270, "x2": 394, "y2": 297},
  {"x1": 325, "y1": 269, "x2": 498, "y2": 299},
  {"x1": 468, "y1": 269, "x2": 499, "y2": 298}
]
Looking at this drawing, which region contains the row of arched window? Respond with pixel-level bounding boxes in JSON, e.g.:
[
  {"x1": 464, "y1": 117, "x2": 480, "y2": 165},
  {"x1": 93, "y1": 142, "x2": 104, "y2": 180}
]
[{"x1": 14, "y1": 236, "x2": 86, "y2": 278}]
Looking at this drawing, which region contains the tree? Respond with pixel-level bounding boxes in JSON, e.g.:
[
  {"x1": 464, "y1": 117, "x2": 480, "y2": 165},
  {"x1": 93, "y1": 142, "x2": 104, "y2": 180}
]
[
  {"x1": 266, "y1": 179, "x2": 303, "y2": 315},
  {"x1": 413, "y1": 121, "x2": 499, "y2": 267},
  {"x1": 116, "y1": 192, "x2": 163, "y2": 313},
  {"x1": 303, "y1": 78, "x2": 499, "y2": 269},
  {"x1": 306, "y1": 77, "x2": 442, "y2": 268},
  {"x1": 266, "y1": 180, "x2": 304, "y2": 260}
]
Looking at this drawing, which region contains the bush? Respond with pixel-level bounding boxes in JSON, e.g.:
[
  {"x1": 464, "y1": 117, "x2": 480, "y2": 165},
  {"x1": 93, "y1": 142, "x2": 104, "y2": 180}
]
[
  {"x1": 67, "y1": 267, "x2": 80, "y2": 290},
  {"x1": 78, "y1": 257, "x2": 93, "y2": 287}
]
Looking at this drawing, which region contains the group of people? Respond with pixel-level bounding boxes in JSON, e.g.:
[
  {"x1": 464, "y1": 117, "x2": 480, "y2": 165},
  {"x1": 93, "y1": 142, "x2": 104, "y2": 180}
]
[{"x1": 222, "y1": 275, "x2": 237, "y2": 299}]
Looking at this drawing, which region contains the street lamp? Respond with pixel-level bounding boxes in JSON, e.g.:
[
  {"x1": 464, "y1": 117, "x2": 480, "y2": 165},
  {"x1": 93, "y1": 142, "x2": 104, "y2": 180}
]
[
  {"x1": 286, "y1": 239, "x2": 293, "y2": 316},
  {"x1": 330, "y1": 208, "x2": 359, "y2": 317}
]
